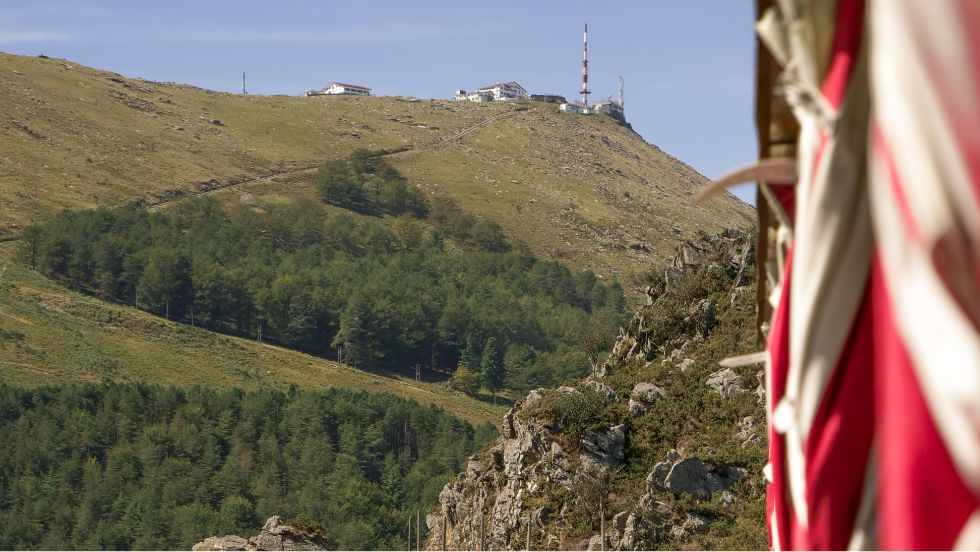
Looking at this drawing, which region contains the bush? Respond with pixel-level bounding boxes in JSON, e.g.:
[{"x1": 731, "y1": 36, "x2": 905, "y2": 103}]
[
  {"x1": 522, "y1": 387, "x2": 625, "y2": 443},
  {"x1": 287, "y1": 515, "x2": 330, "y2": 542},
  {"x1": 451, "y1": 364, "x2": 480, "y2": 395},
  {"x1": 315, "y1": 160, "x2": 366, "y2": 211}
]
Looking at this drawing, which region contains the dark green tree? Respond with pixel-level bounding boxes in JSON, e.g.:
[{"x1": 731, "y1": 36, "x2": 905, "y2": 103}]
[
  {"x1": 137, "y1": 246, "x2": 192, "y2": 318},
  {"x1": 316, "y1": 160, "x2": 366, "y2": 211},
  {"x1": 332, "y1": 292, "x2": 380, "y2": 368},
  {"x1": 459, "y1": 336, "x2": 481, "y2": 376},
  {"x1": 18, "y1": 223, "x2": 45, "y2": 271},
  {"x1": 480, "y1": 337, "x2": 505, "y2": 403}
]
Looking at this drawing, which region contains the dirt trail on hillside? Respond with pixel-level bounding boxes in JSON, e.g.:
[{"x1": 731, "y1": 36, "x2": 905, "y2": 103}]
[{"x1": 146, "y1": 109, "x2": 520, "y2": 211}]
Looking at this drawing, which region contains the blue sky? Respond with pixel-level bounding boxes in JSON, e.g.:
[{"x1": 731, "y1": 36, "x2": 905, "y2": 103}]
[{"x1": 0, "y1": 0, "x2": 757, "y2": 204}]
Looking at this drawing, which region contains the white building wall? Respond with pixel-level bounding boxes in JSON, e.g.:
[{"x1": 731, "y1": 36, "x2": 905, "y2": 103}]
[{"x1": 324, "y1": 83, "x2": 371, "y2": 96}]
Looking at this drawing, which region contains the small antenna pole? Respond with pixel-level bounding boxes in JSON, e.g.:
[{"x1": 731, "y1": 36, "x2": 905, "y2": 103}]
[
  {"x1": 619, "y1": 76, "x2": 624, "y2": 111},
  {"x1": 581, "y1": 23, "x2": 590, "y2": 107}
]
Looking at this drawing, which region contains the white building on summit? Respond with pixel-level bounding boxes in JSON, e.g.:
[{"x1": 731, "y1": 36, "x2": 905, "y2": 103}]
[
  {"x1": 558, "y1": 101, "x2": 588, "y2": 114},
  {"x1": 455, "y1": 81, "x2": 529, "y2": 102},
  {"x1": 305, "y1": 82, "x2": 372, "y2": 96},
  {"x1": 591, "y1": 99, "x2": 624, "y2": 120}
]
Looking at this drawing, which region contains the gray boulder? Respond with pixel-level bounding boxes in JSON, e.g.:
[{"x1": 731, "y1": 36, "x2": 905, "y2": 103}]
[
  {"x1": 193, "y1": 536, "x2": 250, "y2": 551},
  {"x1": 706, "y1": 368, "x2": 743, "y2": 398},
  {"x1": 193, "y1": 516, "x2": 331, "y2": 551},
  {"x1": 524, "y1": 388, "x2": 546, "y2": 408},
  {"x1": 647, "y1": 449, "x2": 681, "y2": 490},
  {"x1": 735, "y1": 416, "x2": 755, "y2": 440},
  {"x1": 684, "y1": 512, "x2": 712, "y2": 534},
  {"x1": 671, "y1": 512, "x2": 713, "y2": 540},
  {"x1": 581, "y1": 424, "x2": 627, "y2": 470},
  {"x1": 584, "y1": 380, "x2": 618, "y2": 400},
  {"x1": 659, "y1": 454, "x2": 748, "y2": 501},
  {"x1": 665, "y1": 458, "x2": 716, "y2": 499},
  {"x1": 628, "y1": 382, "x2": 665, "y2": 417},
  {"x1": 689, "y1": 299, "x2": 716, "y2": 338}
]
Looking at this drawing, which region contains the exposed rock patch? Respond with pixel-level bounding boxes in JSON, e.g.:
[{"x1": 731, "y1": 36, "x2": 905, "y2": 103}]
[
  {"x1": 193, "y1": 516, "x2": 332, "y2": 551},
  {"x1": 581, "y1": 424, "x2": 626, "y2": 471},
  {"x1": 706, "y1": 368, "x2": 744, "y2": 399},
  {"x1": 646, "y1": 449, "x2": 748, "y2": 501},
  {"x1": 599, "y1": 229, "x2": 752, "y2": 377},
  {"x1": 628, "y1": 382, "x2": 665, "y2": 417}
]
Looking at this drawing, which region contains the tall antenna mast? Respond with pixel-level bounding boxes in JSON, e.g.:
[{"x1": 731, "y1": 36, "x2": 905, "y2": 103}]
[
  {"x1": 619, "y1": 75, "x2": 624, "y2": 110},
  {"x1": 242, "y1": 72, "x2": 247, "y2": 95},
  {"x1": 581, "y1": 23, "x2": 590, "y2": 107}
]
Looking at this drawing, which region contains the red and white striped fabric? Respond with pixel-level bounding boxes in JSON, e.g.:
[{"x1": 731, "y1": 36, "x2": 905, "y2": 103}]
[
  {"x1": 757, "y1": 0, "x2": 980, "y2": 549},
  {"x1": 869, "y1": 2, "x2": 980, "y2": 548}
]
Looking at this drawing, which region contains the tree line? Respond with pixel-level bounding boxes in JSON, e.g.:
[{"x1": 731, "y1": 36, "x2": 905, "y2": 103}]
[
  {"x1": 0, "y1": 382, "x2": 494, "y2": 550},
  {"x1": 18, "y1": 151, "x2": 624, "y2": 393}
]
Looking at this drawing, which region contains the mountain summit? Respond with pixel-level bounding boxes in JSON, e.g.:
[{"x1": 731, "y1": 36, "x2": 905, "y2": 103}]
[{"x1": 0, "y1": 52, "x2": 751, "y2": 281}]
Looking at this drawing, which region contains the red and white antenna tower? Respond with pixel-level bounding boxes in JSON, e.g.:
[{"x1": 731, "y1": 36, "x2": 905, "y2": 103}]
[{"x1": 581, "y1": 23, "x2": 590, "y2": 107}]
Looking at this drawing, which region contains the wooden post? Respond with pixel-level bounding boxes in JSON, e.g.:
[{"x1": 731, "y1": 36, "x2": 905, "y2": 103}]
[
  {"x1": 408, "y1": 514, "x2": 412, "y2": 550},
  {"x1": 480, "y1": 512, "x2": 485, "y2": 551},
  {"x1": 600, "y1": 507, "x2": 605, "y2": 552},
  {"x1": 417, "y1": 510, "x2": 421, "y2": 551},
  {"x1": 442, "y1": 515, "x2": 447, "y2": 551},
  {"x1": 526, "y1": 520, "x2": 531, "y2": 551}
]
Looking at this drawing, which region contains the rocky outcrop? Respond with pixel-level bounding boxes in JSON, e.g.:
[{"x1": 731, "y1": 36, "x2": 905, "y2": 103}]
[
  {"x1": 427, "y1": 386, "x2": 631, "y2": 550},
  {"x1": 583, "y1": 380, "x2": 618, "y2": 401},
  {"x1": 599, "y1": 229, "x2": 753, "y2": 377},
  {"x1": 427, "y1": 227, "x2": 764, "y2": 550},
  {"x1": 581, "y1": 425, "x2": 626, "y2": 471},
  {"x1": 706, "y1": 368, "x2": 744, "y2": 399},
  {"x1": 428, "y1": 385, "x2": 756, "y2": 550},
  {"x1": 193, "y1": 516, "x2": 332, "y2": 551},
  {"x1": 628, "y1": 382, "x2": 665, "y2": 417},
  {"x1": 646, "y1": 449, "x2": 748, "y2": 501},
  {"x1": 687, "y1": 299, "x2": 717, "y2": 339},
  {"x1": 670, "y1": 513, "x2": 713, "y2": 540}
]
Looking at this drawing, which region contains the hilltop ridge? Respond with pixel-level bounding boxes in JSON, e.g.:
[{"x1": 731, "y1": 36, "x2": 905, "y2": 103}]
[{"x1": 0, "y1": 51, "x2": 751, "y2": 283}]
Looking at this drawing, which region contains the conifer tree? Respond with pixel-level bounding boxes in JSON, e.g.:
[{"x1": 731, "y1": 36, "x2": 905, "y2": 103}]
[{"x1": 479, "y1": 337, "x2": 505, "y2": 404}]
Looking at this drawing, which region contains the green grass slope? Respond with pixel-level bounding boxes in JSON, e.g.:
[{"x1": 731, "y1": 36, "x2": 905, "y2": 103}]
[
  {"x1": 0, "y1": 246, "x2": 505, "y2": 426},
  {"x1": 0, "y1": 51, "x2": 752, "y2": 283}
]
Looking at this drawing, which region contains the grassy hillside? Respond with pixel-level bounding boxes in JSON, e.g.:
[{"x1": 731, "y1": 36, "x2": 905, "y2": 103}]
[
  {"x1": 0, "y1": 51, "x2": 752, "y2": 283},
  {"x1": 0, "y1": 245, "x2": 505, "y2": 426},
  {"x1": 427, "y1": 230, "x2": 766, "y2": 550}
]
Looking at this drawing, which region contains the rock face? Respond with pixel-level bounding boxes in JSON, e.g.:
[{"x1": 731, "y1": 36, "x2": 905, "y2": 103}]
[
  {"x1": 193, "y1": 516, "x2": 332, "y2": 551},
  {"x1": 427, "y1": 385, "x2": 756, "y2": 550},
  {"x1": 426, "y1": 387, "x2": 634, "y2": 550},
  {"x1": 599, "y1": 229, "x2": 753, "y2": 377},
  {"x1": 583, "y1": 380, "x2": 618, "y2": 401},
  {"x1": 628, "y1": 382, "x2": 665, "y2": 417},
  {"x1": 706, "y1": 368, "x2": 744, "y2": 399},
  {"x1": 425, "y1": 227, "x2": 765, "y2": 550},
  {"x1": 581, "y1": 424, "x2": 626, "y2": 470},
  {"x1": 688, "y1": 299, "x2": 717, "y2": 339},
  {"x1": 646, "y1": 449, "x2": 748, "y2": 501}
]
